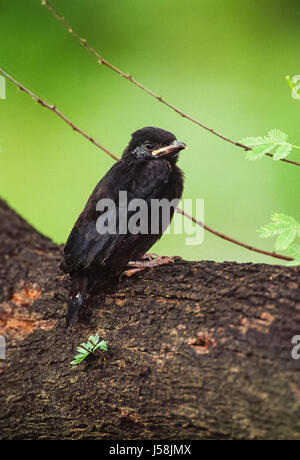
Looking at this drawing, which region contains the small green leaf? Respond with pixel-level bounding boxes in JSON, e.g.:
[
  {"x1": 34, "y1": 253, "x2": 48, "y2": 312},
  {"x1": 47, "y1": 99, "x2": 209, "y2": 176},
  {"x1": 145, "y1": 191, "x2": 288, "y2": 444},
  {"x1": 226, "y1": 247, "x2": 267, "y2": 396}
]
[
  {"x1": 246, "y1": 143, "x2": 276, "y2": 160},
  {"x1": 273, "y1": 144, "x2": 292, "y2": 160},
  {"x1": 89, "y1": 334, "x2": 100, "y2": 346},
  {"x1": 240, "y1": 136, "x2": 266, "y2": 147},
  {"x1": 241, "y1": 129, "x2": 296, "y2": 161},
  {"x1": 258, "y1": 213, "x2": 300, "y2": 250},
  {"x1": 257, "y1": 223, "x2": 278, "y2": 238},
  {"x1": 258, "y1": 214, "x2": 300, "y2": 266},
  {"x1": 71, "y1": 334, "x2": 108, "y2": 365},
  {"x1": 267, "y1": 128, "x2": 288, "y2": 143},
  {"x1": 71, "y1": 354, "x2": 87, "y2": 365},
  {"x1": 271, "y1": 213, "x2": 300, "y2": 229},
  {"x1": 275, "y1": 229, "x2": 297, "y2": 251},
  {"x1": 286, "y1": 243, "x2": 300, "y2": 259},
  {"x1": 94, "y1": 340, "x2": 108, "y2": 351},
  {"x1": 74, "y1": 354, "x2": 86, "y2": 360},
  {"x1": 76, "y1": 346, "x2": 89, "y2": 354}
]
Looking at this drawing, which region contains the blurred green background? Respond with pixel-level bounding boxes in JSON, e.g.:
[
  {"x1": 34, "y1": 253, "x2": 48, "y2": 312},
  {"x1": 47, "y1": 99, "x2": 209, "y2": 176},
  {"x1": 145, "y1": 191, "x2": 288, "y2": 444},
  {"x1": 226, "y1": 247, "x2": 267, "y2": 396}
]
[{"x1": 0, "y1": 0, "x2": 299, "y2": 264}]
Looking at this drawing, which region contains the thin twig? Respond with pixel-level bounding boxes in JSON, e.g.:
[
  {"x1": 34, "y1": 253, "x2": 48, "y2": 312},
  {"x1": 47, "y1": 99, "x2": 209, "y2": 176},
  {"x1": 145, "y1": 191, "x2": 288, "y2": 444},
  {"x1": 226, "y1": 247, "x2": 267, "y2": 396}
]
[
  {"x1": 176, "y1": 209, "x2": 294, "y2": 262},
  {"x1": 0, "y1": 67, "x2": 294, "y2": 262},
  {"x1": 42, "y1": 0, "x2": 300, "y2": 168},
  {"x1": 0, "y1": 68, "x2": 119, "y2": 162}
]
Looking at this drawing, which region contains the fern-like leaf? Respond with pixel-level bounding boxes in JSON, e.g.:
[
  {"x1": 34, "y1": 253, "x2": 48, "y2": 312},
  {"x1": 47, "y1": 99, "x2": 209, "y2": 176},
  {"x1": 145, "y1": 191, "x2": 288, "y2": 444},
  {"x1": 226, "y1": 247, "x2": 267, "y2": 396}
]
[
  {"x1": 89, "y1": 334, "x2": 100, "y2": 346},
  {"x1": 286, "y1": 242, "x2": 300, "y2": 265},
  {"x1": 94, "y1": 340, "x2": 108, "y2": 352},
  {"x1": 273, "y1": 144, "x2": 292, "y2": 160},
  {"x1": 240, "y1": 129, "x2": 295, "y2": 161},
  {"x1": 275, "y1": 229, "x2": 297, "y2": 251},
  {"x1": 257, "y1": 213, "x2": 300, "y2": 251},
  {"x1": 271, "y1": 213, "x2": 300, "y2": 229},
  {"x1": 267, "y1": 129, "x2": 288, "y2": 143},
  {"x1": 71, "y1": 334, "x2": 108, "y2": 365},
  {"x1": 286, "y1": 243, "x2": 300, "y2": 259},
  {"x1": 246, "y1": 143, "x2": 276, "y2": 160},
  {"x1": 240, "y1": 136, "x2": 267, "y2": 147}
]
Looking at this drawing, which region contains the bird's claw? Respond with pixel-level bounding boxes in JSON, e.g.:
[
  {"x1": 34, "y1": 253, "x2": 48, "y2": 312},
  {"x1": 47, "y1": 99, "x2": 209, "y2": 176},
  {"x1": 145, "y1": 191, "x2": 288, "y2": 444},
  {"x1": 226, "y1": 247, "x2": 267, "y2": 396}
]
[
  {"x1": 123, "y1": 255, "x2": 175, "y2": 277},
  {"x1": 140, "y1": 252, "x2": 159, "y2": 261}
]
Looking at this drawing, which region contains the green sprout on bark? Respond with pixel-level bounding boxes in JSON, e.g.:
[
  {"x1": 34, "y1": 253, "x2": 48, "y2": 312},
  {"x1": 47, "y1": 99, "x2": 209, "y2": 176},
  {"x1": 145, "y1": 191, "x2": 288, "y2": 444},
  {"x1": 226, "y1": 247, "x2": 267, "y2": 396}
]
[{"x1": 71, "y1": 333, "x2": 108, "y2": 365}]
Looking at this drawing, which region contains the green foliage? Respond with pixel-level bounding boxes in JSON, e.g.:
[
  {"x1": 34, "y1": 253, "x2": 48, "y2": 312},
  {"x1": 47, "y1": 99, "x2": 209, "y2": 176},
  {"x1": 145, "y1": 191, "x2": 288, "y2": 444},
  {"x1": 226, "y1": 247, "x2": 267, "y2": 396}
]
[
  {"x1": 71, "y1": 333, "x2": 108, "y2": 365},
  {"x1": 240, "y1": 129, "x2": 296, "y2": 161},
  {"x1": 285, "y1": 243, "x2": 300, "y2": 266},
  {"x1": 257, "y1": 213, "x2": 300, "y2": 265},
  {"x1": 253, "y1": 78, "x2": 300, "y2": 266}
]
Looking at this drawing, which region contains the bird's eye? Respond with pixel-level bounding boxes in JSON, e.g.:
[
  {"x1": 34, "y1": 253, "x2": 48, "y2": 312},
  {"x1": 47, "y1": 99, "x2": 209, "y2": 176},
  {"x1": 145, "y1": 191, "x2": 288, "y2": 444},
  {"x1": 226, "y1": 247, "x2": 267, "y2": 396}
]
[{"x1": 145, "y1": 143, "x2": 154, "y2": 150}]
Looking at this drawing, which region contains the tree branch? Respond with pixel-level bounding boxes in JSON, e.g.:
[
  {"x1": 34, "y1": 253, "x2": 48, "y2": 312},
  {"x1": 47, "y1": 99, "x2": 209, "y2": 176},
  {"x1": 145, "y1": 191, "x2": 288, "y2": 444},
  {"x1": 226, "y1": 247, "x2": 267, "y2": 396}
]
[
  {"x1": 177, "y1": 209, "x2": 293, "y2": 262},
  {"x1": 0, "y1": 199, "x2": 299, "y2": 440},
  {"x1": 0, "y1": 68, "x2": 118, "y2": 162},
  {"x1": 42, "y1": 0, "x2": 300, "y2": 168},
  {"x1": 0, "y1": 67, "x2": 293, "y2": 263}
]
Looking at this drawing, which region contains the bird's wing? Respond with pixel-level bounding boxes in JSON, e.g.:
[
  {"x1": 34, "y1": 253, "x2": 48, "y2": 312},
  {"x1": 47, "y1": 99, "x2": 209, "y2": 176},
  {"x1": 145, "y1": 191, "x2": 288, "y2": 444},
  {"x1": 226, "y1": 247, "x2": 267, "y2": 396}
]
[{"x1": 61, "y1": 159, "x2": 171, "y2": 273}]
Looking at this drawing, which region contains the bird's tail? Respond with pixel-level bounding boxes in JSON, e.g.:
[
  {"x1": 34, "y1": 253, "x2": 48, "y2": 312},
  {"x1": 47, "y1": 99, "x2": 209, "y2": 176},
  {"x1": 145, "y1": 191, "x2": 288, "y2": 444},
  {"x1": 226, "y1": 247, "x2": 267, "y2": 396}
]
[
  {"x1": 66, "y1": 276, "x2": 88, "y2": 328},
  {"x1": 66, "y1": 291, "x2": 83, "y2": 328}
]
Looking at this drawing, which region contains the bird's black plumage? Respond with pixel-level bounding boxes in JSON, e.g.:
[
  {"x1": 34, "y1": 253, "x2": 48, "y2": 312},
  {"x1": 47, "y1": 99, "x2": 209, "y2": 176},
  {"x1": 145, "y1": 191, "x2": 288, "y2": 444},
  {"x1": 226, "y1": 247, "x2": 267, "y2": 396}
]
[{"x1": 61, "y1": 127, "x2": 186, "y2": 326}]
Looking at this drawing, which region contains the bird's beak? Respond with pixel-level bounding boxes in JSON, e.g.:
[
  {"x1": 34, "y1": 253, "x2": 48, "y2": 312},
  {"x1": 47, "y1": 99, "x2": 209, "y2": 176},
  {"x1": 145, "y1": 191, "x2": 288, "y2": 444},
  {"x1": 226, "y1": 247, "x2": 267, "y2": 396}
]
[{"x1": 152, "y1": 140, "x2": 186, "y2": 157}]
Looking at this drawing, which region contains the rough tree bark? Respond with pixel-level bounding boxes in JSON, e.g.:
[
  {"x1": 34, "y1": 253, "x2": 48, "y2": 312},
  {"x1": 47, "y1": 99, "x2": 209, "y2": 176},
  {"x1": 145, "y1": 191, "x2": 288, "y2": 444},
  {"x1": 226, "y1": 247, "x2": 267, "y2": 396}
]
[{"x1": 0, "y1": 198, "x2": 299, "y2": 440}]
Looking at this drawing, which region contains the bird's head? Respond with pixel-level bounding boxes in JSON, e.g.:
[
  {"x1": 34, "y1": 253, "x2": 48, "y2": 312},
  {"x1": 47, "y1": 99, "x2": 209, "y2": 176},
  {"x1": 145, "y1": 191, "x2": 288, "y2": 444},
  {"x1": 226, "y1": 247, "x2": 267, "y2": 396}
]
[{"x1": 122, "y1": 127, "x2": 186, "y2": 163}]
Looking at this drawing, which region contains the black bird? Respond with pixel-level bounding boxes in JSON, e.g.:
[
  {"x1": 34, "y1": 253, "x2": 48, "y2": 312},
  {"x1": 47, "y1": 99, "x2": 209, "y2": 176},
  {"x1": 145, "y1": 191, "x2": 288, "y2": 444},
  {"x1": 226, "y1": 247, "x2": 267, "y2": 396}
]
[{"x1": 61, "y1": 127, "x2": 186, "y2": 327}]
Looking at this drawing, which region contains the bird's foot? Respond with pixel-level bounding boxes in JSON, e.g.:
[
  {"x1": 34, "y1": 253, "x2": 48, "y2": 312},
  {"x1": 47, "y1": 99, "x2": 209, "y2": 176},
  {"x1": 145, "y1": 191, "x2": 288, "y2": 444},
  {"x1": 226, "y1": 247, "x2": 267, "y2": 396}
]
[
  {"x1": 123, "y1": 255, "x2": 175, "y2": 277},
  {"x1": 139, "y1": 252, "x2": 159, "y2": 261}
]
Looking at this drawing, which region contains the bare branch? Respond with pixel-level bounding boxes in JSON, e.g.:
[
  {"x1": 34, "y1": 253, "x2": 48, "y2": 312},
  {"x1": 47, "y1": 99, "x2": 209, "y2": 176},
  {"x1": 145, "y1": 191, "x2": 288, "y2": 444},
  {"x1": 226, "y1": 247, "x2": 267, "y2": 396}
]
[
  {"x1": 42, "y1": 0, "x2": 300, "y2": 168},
  {"x1": 0, "y1": 67, "x2": 293, "y2": 263},
  {"x1": 0, "y1": 69, "x2": 119, "y2": 162},
  {"x1": 177, "y1": 209, "x2": 293, "y2": 262}
]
